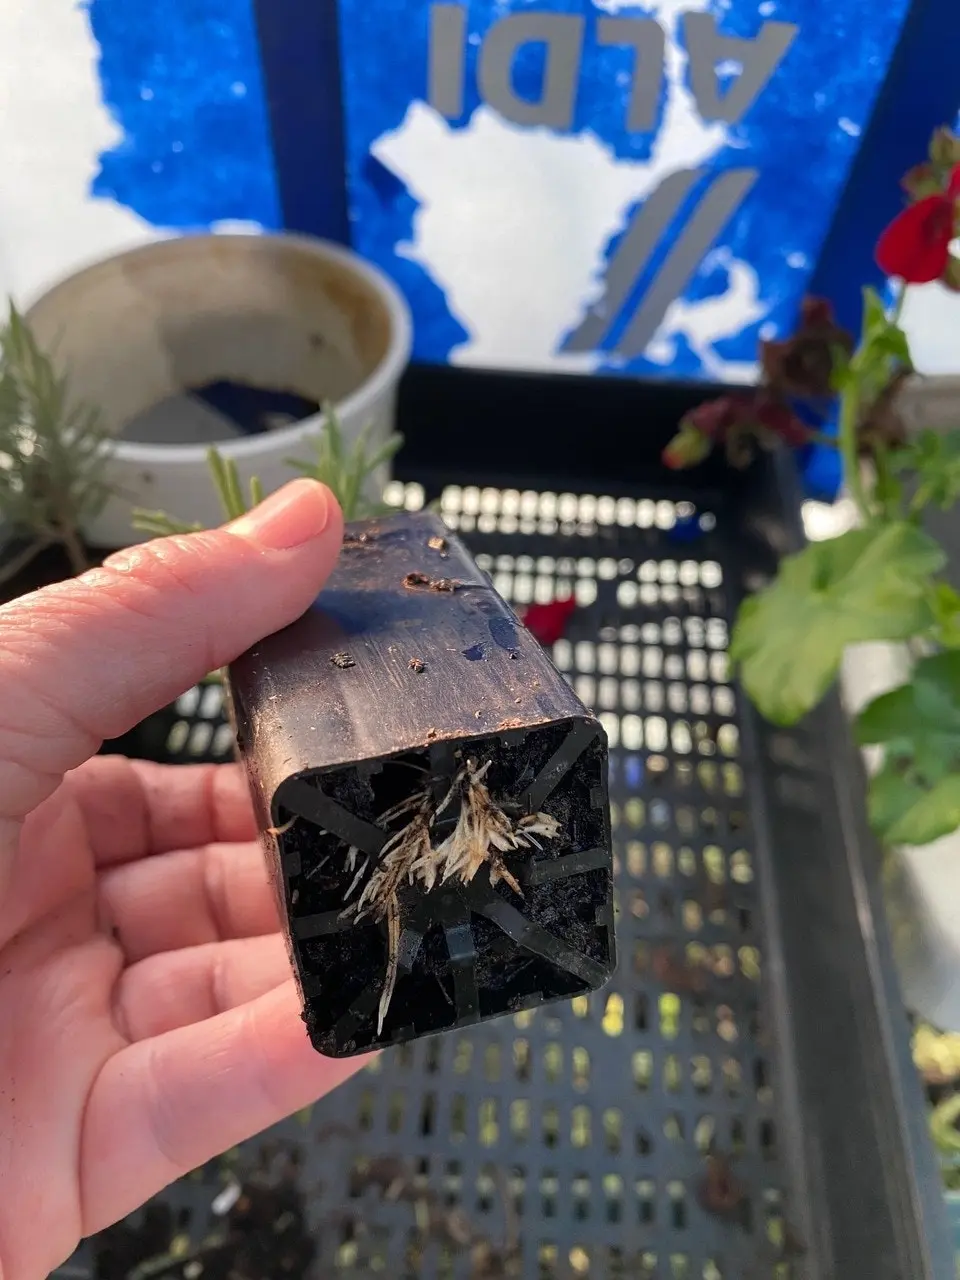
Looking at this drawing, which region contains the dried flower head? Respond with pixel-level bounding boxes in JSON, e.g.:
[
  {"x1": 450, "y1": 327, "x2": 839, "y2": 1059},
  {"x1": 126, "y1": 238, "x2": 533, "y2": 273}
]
[{"x1": 760, "y1": 296, "x2": 854, "y2": 399}]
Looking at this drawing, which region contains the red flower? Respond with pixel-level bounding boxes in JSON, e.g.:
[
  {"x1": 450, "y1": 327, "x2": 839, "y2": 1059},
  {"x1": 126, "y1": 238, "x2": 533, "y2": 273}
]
[
  {"x1": 523, "y1": 598, "x2": 576, "y2": 647},
  {"x1": 875, "y1": 164, "x2": 960, "y2": 284}
]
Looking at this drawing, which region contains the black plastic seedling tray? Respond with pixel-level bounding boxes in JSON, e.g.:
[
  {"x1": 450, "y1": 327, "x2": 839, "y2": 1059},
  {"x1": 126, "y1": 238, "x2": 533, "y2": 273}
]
[{"x1": 52, "y1": 368, "x2": 953, "y2": 1280}]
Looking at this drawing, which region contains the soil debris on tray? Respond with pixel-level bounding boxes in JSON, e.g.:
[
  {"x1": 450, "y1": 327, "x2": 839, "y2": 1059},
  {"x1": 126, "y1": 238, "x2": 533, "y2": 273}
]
[
  {"x1": 92, "y1": 1151, "x2": 315, "y2": 1280},
  {"x1": 347, "y1": 1154, "x2": 520, "y2": 1277},
  {"x1": 697, "y1": 1150, "x2": 749, "y2": 1226},
  {"x1": 403, "y1": 571, "x2": 464, "y2": 592},
  {"x1": 651, "y1": 946, "x2": 708, "y2": 993},
  {"x1": 330, "y1": 652, "x2": 356, "y2": 670},
  {"x1": 427, "y1": 535, "x2": 449, "y2": 554}
]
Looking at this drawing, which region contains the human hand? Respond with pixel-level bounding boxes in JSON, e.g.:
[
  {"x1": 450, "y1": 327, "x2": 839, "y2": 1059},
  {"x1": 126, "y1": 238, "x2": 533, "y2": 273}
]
[{"x1": 0, "y1": 480, "x2": 366, "y2": 1280}]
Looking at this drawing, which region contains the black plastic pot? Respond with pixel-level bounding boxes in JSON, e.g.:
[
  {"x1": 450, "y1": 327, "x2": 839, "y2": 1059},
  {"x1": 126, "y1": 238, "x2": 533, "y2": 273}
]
[{"x1": 225, "y1": 510, "x2": 616, "y2": 1055}]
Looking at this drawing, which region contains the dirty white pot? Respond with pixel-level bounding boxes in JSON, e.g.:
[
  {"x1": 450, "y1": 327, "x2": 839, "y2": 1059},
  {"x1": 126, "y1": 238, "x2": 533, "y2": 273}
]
[{"x1": 23, "y1": 232, "x2": 412, "y2": 547}]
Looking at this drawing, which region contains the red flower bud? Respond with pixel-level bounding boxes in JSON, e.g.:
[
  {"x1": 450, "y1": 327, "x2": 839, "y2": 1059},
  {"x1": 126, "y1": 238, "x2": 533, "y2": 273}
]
[{"x1": 662, "y1": 421, "x2": 716, "y2": 470}]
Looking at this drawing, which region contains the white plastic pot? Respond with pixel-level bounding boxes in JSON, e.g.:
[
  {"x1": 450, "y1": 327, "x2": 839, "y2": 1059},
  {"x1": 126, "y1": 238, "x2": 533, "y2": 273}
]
[{"x1": 23, "y1": 232, "x2": 413, "y2": 547}]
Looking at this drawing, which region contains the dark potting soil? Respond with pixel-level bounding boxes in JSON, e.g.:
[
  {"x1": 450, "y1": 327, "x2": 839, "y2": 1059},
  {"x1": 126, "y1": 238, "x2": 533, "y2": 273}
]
[
  {"x1": 120, "y1": 382, "x2": 321, "y2": 444},
  {"x1": 277, "y1": 724, "x2": 614, "y2": 1057}
]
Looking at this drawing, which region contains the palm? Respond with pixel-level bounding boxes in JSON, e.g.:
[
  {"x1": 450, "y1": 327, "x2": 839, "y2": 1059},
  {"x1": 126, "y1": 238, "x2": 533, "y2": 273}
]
[{"x1": 0, "y1": 754, "x2": 357, "y2": 1280}]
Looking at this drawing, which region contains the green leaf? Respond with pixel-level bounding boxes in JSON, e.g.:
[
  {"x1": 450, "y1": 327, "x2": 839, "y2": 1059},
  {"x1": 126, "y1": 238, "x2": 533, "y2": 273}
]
[
  {"x1": 931, "y1": 583, "x2": 960, "y2": 648},
  {"x1": 869, "y1": 324, "x2": 912, "y2": 367},
  {"x1": 855, "y1": 683, "x2": 918, "y2": 746},
  {"x1": 902, "y1": 162, "x2": 944, "y2": 201},
  {"x1": 899, "y1": 429, "x2": 960, "y2": 512},
  {"x1": 286, "y1": 402, "x2": 404, "y2": 521},
  {"x1": 729, "y1": 523, "x2": 945, "y2": 726},
  {"x1": 867, "y1": 761, "x2": 960, "y2": 847},
  {"x1": 861, "y1": 286, "x2": 889, "y2": 342},
  {"x1": 873, "y1": 464, "x2": 903, "y2": 516},
  {"x1": 829, "y1": 343, "x2": 853, "y2": 393},
  {"x1": 130, "y1": 509, "x2": 205, "y2": 536},
  {"x1": 930, "y1": 125, "x2": 960, "y2": 172},
  {"x1": 931, "y1": 1093, "x2": 960, "y2": 1157},
  {"x1": 857, "y1": 651, "x2": 960, "y2": 845}
]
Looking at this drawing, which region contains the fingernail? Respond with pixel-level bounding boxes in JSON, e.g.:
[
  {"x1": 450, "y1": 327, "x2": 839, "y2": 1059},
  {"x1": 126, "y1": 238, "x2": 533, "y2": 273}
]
[{"x1": 227, "y1": 480, "x2": 333, "y2": 550}]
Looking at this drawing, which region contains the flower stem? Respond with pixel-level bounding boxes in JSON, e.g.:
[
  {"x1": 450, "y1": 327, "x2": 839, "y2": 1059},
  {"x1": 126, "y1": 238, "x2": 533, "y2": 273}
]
[
  {"x1": 890, "y1": 283, "x2": 907, "y2": 326},
  {"x1": 872, "y1": 443, "x2": 898, "y2": 521},
  {"x1": 838, "y1": 381, "x2": 869, "y2": 522}
]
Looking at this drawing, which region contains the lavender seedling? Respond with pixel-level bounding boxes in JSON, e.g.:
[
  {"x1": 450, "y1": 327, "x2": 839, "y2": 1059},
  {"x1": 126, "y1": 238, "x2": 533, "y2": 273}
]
[
  {"x1": 132, "y1": 401, "x2": 404, "y2": 537},
  {"x1": 131, "y1": 404, "x2": 406, "y2": 686},
  {"x1": 0, "y1": 301, "x2": 117, "y2": 583},
  {"x1": 132, "y1": 446, "x2": 264, "y2": 536},
  {"x1": 285, "y1": 401, "x2": 403, "y2": 521}
]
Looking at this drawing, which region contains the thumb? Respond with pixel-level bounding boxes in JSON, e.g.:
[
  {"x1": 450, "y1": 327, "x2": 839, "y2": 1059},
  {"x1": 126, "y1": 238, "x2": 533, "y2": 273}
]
[{"x1": 0, "y1": 479, "x2": 343, "y2": 823}]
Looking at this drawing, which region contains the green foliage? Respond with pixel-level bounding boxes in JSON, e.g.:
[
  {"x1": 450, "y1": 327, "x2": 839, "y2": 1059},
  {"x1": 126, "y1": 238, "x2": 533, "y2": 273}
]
[
  {"x1": 914, "y1": 1022, "x2": 960, "y2": 1087},
  {"x1": 893, "y1": 429, "x2": 960, "y2": 514},
  {"x1": 856, "y1": 652, "x2": 960, "y2": 846},
  {"x1": 859, "y1": 286, "x2": 911, "y2": 368},
  {"x1": 931, "y1": 1093, "x2": 960, "y2": 1159},
  {"x1": 131, "y1": 401, "x2": 403, "y2": 535},
  {"x1": 855, "y1": 288, "x2": 911, "y2": 415},
  {"x1": 724, "y1": 137, "x2": 960, "y2": 852},
  {"x1": 0, "y1": 301, "x2": 116, "y2": 581},
  {"x1": 285, "y1": 402, "x2": 403, "y2": 521},
  {"x1": 132, "y1": 448, "x2": 264, "y2": 536},
  {"x1": 729, "y1": 523, "x2": 945, "y2": 726},
  {"x1": 930, "y1": 583, "x2": 960, "y2": 649}
]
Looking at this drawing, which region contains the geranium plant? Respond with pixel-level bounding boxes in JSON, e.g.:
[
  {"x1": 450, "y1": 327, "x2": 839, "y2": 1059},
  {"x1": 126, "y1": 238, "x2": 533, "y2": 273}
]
[{"x1": 663, "y1": 124, "x2": 960, "y2": 850}]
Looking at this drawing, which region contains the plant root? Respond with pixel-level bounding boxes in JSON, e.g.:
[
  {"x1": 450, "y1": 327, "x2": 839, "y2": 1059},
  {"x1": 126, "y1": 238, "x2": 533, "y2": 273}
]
[
  {"x1": 341, "y1": 756, "x2": 559, "y2": 1034},
  {"x1": 266, "y1": 815, "x2": 299, "y2": 838},
  {"x1": 378, "y1": 896, "x2": 401, "y2": 1035}
]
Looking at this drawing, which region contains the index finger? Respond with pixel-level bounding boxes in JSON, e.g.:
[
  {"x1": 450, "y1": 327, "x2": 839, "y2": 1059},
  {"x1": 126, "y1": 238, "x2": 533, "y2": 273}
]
[{"x1": 68, "y1": 756, "x2": 257, "y2": 865}]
